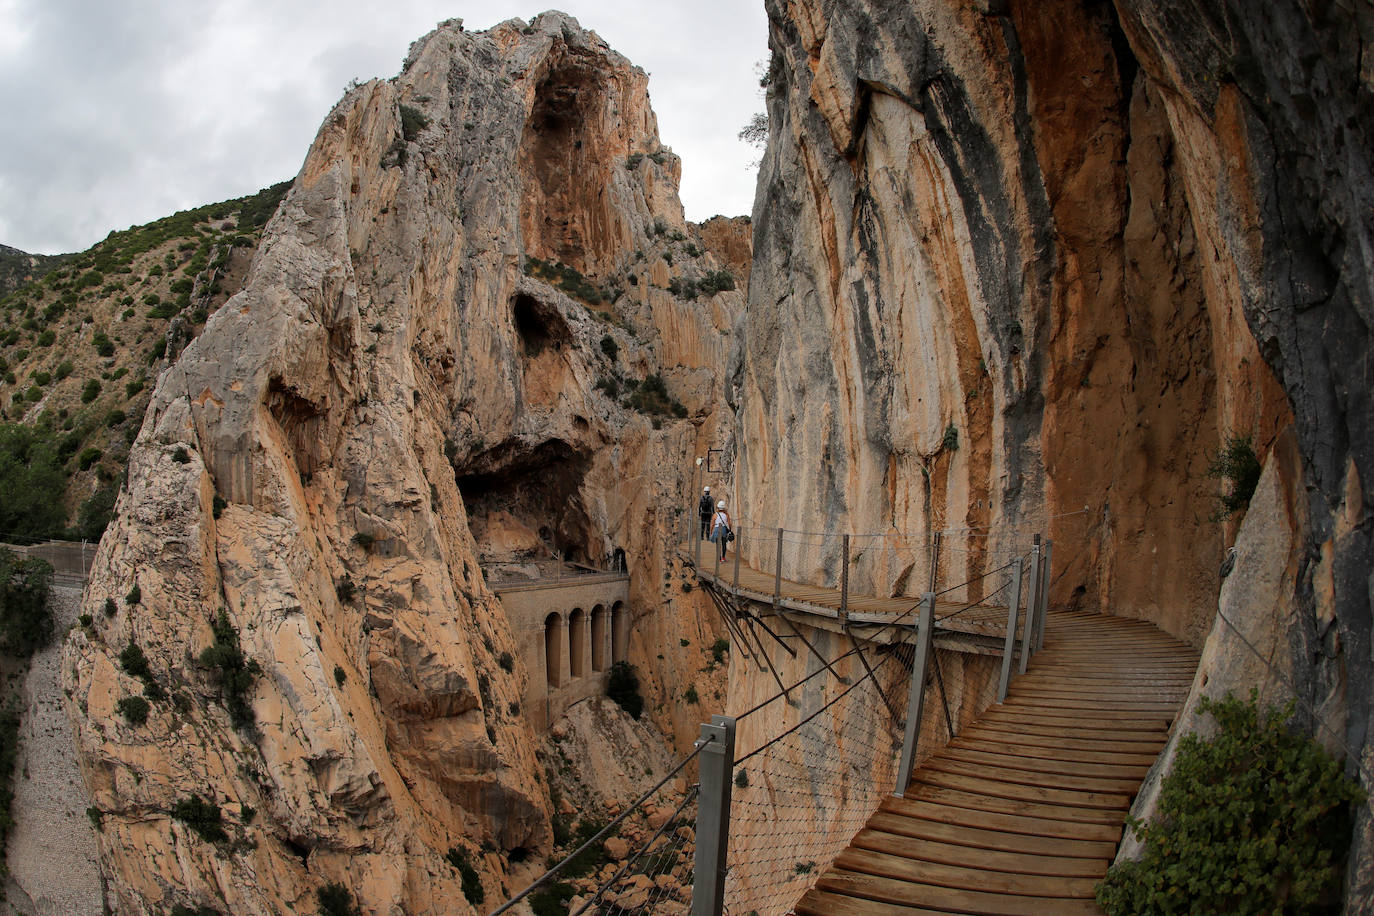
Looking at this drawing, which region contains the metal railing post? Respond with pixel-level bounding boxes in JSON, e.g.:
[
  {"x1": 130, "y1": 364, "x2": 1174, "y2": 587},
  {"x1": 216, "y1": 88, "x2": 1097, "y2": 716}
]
[
  {"x1": 839, "y1": 534, "x2": 850, "y2": 624},
  {"x1": 929, "y1": 530, "x2": 942, "y2": 592},
  {"x1": 692, "y1": 714, "x2": 736, "y2": 916},
  {"x1": 1019, "y1": 536, "x2": 1041, "y2": 674},
  {"x1": 894, "y1": 593, "x2": 936, "y2": 796},
  {"x1": 773, "y1": 528, "x2": 783, "y2": 610},
  {"x1": 713, "y1": 536, "x2": 721, "y2": 580},
  {"x1": 997, "y1": 558, "x2": 1023, "y2": 702},
  {"x1": 732, "y1": 527, "x2": 741, "y2": 593},
  {"x1": 1035, "y1": 539, "x2": 1052, "y2": 651}
]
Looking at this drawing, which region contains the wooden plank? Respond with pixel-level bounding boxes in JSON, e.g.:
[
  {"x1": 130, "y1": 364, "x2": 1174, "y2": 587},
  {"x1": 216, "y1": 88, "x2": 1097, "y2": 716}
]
[
  {"x1": 921, "y1": 753, "x2": 1147, "y2": 794},
  {"x1": 817, "y1": 868, "x2": 1104, "y2": 916},
  {"x1": 866, "y1": 810, "x2": 1119, "y2": 859},
  {"x1": 879, "y1": 796, "x2": 1123, "y2": 843},
  {"x1": 795, "y1": 888, "x2": 953, "y2": 916},
  {"x1": 948, "y1": 734, "x2": 1162, "y2": 768},
  {"x1": 939, "y1": 743, "x2": 1153, "y2": 780},
  {"x1": 850, "y1": 827, "x2": 1110, "y2": 878},
  {"x1": 834, "y1": 848, "x2": 1100, "y2": 899},
  {"x1": 911, "y1": 769, "x2": 1130, "y2": 812},
  {"x1": 900, "y1": 784, "x2": 1127, "y2": 826}
]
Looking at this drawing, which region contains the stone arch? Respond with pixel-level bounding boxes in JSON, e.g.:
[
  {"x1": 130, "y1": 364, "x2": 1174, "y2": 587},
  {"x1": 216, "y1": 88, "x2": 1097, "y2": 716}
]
[
  {"x1": 568, "y1": 607, "x2": 587, "y2": 678},
  {"x1": 544, "y1": 611, "x2": 564, "y2": 688},
  {"x1": 591, "y1": 603, "x2": 608, "y2": 672},
  {"x1": 611, "y1": 600, "x2": 628, "y2": 664}
]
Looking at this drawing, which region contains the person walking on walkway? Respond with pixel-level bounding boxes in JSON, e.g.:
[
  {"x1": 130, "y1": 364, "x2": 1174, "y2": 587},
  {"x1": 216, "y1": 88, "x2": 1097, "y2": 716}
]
[
  {"x1": 698, "y1": 487, "x2": 714, "y2": 540},
  {"x1": 710, "y1": 500, "x2": 732, "y2": 561}
]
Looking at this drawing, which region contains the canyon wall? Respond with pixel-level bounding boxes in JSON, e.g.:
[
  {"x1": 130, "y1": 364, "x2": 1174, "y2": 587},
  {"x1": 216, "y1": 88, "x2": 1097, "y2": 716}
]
[
  {"x1": 61, "y1": 14, "x2": 737, "y2": 915},
  {"x1": 741, "y1": 0, "x2": 1371, "y2": 904}
]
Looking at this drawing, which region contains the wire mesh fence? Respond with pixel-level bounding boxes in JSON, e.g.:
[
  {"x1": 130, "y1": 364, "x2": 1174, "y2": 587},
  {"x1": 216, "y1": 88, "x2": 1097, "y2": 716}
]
[{"x1": 723, "y1": 646, "x2": 910, "y2": 916}]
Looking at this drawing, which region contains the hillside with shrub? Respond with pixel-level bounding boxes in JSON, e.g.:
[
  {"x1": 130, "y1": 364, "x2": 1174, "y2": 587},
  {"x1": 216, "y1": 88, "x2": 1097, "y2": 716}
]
[{"x1": 0, "y1": 181, "x2": 289, "y2": 544}]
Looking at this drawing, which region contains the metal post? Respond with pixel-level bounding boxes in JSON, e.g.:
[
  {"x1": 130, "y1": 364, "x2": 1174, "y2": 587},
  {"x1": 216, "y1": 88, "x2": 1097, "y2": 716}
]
[
  {"x1": 713, "y1": 535, "x2": 721, "y2": 580},
  {"x1": 1019, "y1": 537, "x2": 1041, "y2": 674},
  {"x1": 839, "y1": 534, "x2": 850, "y2": 623},
  {"x1": 773, "y1": 528, "x2": 783, "y2": 610},
  {"x1": 692, "y1": 714, "x2": 736, "y2": 916},
  {"x1": 997, "y1": 558, "x2": 1023, "y2": 702},
  {"x1": 1035, "y1": 539, "x2": 1052, "y2": 651},
  {"x1": 928, "y1": 530, "x2": 942, "y2": 593},
  {"x1": 894, "y1": 593, "x2": 936, "y2": 796},
  {"x1": 732, "y1": 527, "x2": 741, "y2": 592}
]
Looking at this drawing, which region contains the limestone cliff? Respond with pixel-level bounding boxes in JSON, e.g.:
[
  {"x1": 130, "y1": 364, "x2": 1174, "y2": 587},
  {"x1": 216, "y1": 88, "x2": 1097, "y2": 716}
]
[
  {"x1": 62, "y1": 13, "x2": 740, "y2": 915},
  {"x1": 740, "y1": 0, "x2": 1371, "y2": 905}
]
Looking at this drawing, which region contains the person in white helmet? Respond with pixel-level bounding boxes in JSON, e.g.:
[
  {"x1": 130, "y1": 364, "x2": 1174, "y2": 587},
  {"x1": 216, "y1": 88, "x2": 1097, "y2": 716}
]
[
  {"x1": 698, "y1": 486, "x2": 714, "y2": 540},
  {"x1": 710, "y1": 499, "x2": 732, "y2": 561}
]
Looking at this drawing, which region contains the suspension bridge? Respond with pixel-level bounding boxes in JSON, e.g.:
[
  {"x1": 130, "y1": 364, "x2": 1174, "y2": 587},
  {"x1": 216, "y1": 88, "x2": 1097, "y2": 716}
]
[{"x1": 488, "y1": 506, "x2": 1199, "y2": 916}]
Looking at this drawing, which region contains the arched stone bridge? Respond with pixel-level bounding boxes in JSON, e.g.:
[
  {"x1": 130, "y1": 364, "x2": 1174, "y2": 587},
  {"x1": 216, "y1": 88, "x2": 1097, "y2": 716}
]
[{"x1": 489, "y1": 570, "x2": 631, "y2": 731}]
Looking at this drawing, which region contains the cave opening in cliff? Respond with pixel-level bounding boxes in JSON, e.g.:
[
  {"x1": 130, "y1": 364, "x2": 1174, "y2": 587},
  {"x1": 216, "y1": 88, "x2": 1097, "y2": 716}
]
[
  {"x1": 512, "y1": 293, "x2": 570, "y2": 358},
  {"x1": 454, "y1": 438, "x2": 595, "y2": 569},
  {"x1": 517, "y1": 46, "x2": 614, "y2": 276}
]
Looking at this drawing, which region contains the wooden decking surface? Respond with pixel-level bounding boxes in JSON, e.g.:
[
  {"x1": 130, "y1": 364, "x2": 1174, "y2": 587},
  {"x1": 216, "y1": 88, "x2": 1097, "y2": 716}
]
[
  {"x1": 690, "y1": 542, "x2": 1016, "y2": 644},
  {"x1": 794, "y1": 610, "x2": 1199, "y2": 916}
]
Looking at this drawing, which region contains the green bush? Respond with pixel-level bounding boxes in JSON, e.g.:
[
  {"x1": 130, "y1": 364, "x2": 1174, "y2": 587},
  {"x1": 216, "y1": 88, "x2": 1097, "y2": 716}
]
[
  {"x1": 125, "y1": 583, "x2": 140, "y2": 605},
  {"x1": 80, "y1": 379, "x2": 101, "y2": 403},
  {"x1": 317, "y1": 882, "x2": 361, "y2": 916},
  {"x1": 30, "y1": 371, "x2": 50, "y2": 387},
  {"x1": 683, "y1": 685, "x2": 699, "y2": 704},
  {"x1": 529, "y1": 881, "x2": 575, "y2": 916},
  {"x1": 710, "y1": 637, "x2": 730, "y2": 664},
  {"x1": 78, "y1": 446, "x2": 103, "y2": 471},
  {"x1": 0, "y1": 701, "x2": 22, "y2": 865},
  {"x1": 116, "y1": 695, "x2": 150, "y2": 725},
  {"x1": 699, "y1": 268, "x2": 736, "y2": 294},
  {"x1": 942, "y1": 423, "x2": 959, "y2": 452},
  {"x1": 171, "y1": 794, "x2": 227, "y2": 843},
  {"x1": 1207, "y1": 435, "x2": 1262, "y2": 520},
  {"x1": 75, "y1": 483, "x2": 117, "y2": 541},
  {"x1": 623, "y1": 373, "x2": 687, "y2": 418},
  {"x1": 445, "y1": 847, "x2": 485, "y2": 905},
  {"x1": 35, "y1": 330, "x2": 55, "y2": 347},
  {"x1": 1096, "y1": 691, "x2": 1365, "y2": 915},
  {"x1": 498, "y1": 651, "x2": 514, "y2": 672},
  {"x1": 92, "y1": 331, "x2": 114, "y2": 358},
  {"x1": 400, "y1": 104, "x2": 430, "y2": 141},
  {"x1": 199, "y1": 608, "x2": 261, "y2": 729},
  {"x1": 600, "y1": 334, "x2": 618, "y2": 361},
  {"x1": 54, "y1": 360, "x2": 73, "y2": 380},
  {"x1": 0, "y1": 548, "x2": 53, "y2": 657},
  {"x1": 606, "y1": 661, "x2": 643, "y2": 719},
  {"x1": 333, "y1": 665, "x2": 346, "y2": 687}
]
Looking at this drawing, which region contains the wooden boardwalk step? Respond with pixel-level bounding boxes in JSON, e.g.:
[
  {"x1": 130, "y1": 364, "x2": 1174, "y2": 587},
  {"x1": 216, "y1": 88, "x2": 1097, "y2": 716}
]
[{"x1": 789, "y1": 609, "x2": 1198, "y2": 916}]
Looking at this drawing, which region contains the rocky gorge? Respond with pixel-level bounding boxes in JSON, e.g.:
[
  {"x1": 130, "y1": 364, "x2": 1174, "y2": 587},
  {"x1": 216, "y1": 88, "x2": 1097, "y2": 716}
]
[{"x1": 22, "y1": 1, "x2": 1373, "y2": 914}]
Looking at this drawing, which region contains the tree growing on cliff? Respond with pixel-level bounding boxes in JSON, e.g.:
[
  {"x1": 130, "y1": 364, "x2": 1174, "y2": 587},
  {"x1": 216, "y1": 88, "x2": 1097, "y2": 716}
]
[{"x1": 0, "y1": 547, "x2": 53, "y2": 658}]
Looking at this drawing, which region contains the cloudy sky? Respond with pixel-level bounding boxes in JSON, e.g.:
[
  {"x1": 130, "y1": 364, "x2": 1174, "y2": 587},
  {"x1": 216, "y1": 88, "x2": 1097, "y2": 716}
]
[{"x1": 0, "y1": 1, "x2": 770, "y2": 255}]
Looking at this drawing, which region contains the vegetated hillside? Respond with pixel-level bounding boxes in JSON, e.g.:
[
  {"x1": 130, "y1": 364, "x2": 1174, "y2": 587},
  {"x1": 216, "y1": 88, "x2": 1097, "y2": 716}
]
[
  {"x1": 0, "y1": 182, "x2": 289, "y2": 544},
  {"x1": 0, "y1": 245, "x2": 71, "y2": 298}
]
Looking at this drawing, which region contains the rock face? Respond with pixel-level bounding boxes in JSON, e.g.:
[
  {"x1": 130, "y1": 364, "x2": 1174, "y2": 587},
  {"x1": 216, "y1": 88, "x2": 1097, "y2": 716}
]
[
  {"x1": 62, "y1": 14, "x2": 740, "y2": 915},
  {"x1": 740, "y1": 0, "x2": 1371, "y2": 905}
]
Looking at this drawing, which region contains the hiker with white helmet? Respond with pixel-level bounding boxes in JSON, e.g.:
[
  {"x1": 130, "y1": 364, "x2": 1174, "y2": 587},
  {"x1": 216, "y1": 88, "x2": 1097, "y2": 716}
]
[
  {"x1": 710, "y1": 499, "x2": 732, "y2": 561},
  {"x1": 698, "y1": 486, "x2": 714, "y2": 540}
]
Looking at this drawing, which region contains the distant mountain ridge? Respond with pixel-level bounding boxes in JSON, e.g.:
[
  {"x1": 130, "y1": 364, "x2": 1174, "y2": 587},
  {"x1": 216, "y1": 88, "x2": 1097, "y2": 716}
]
[{"x1": 0, "y1": 244, "x2": 72, "y2": 297}]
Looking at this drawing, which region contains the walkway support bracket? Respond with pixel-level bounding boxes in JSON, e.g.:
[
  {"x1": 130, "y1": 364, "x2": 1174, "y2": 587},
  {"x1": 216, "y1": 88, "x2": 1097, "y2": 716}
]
[
  {"x1": 894, "y1": 593, "x2": 936, "y2": 797},
  {"x1": 692, "y1": 714, "x2": 736, "y2": 916},
  {"x1": 773, "y1": 528, "x2": 783, "y2": 610}
]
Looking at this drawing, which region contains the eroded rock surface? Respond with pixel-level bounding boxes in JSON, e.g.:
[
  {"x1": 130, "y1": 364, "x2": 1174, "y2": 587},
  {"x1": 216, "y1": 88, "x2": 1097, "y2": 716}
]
[
  {"x1": 741, "y1": 0, "x2": 1371, "y2": 905},
  {"x1": 62, "y1": 13, "x2": 741, "y2": 915}
]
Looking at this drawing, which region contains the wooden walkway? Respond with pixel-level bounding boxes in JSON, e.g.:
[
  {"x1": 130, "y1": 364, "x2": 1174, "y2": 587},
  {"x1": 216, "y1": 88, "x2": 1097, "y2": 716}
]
[
  {"x1": 794, "y1": 609, "x2": 1199, "y2": 916},
  {"x1": 689, "y1": 541, "x2": 1017, "y2": 648}
]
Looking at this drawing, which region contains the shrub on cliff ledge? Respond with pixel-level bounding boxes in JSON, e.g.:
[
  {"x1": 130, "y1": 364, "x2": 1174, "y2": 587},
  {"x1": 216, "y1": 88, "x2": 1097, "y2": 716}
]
[
  {"x1": 1096, "y1": 691, "x2": 1364, "y2": 915},
  {"x1": 1207, "y1": 434, "x2": 1262, "y2": 520},
  {"x1": 199, "y1": 608, "x2": 261, "y2": 730}
]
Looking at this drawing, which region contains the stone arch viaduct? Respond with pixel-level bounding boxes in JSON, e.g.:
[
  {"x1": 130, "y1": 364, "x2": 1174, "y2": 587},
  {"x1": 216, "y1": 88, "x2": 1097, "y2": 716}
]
[{"x1": 490, "y1": 570, "x2": 631, "y2": 731}]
